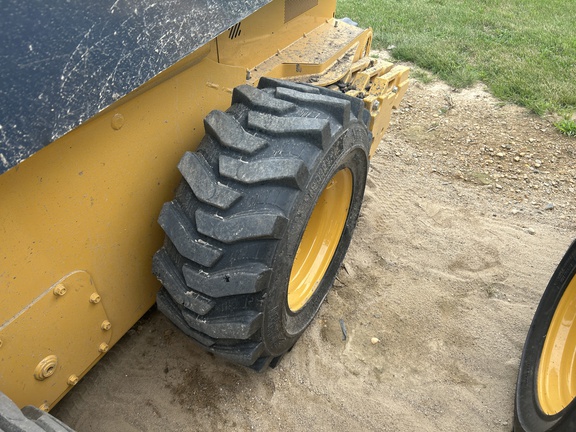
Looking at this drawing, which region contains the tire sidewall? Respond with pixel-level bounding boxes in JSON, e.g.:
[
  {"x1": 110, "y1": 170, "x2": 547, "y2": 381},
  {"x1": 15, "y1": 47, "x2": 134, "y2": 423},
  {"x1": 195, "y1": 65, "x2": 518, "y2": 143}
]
[
  {"x1": 515, "y1": 240, "x2": 576, "y2": 432},
  {"x1": 261, "y1": 121, "x2": 370, "y2": 356}
]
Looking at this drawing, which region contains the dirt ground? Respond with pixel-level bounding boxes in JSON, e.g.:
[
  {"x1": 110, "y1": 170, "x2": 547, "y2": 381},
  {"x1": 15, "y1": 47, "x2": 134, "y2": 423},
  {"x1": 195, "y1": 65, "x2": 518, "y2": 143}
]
[{"x1": 52, "y1": 69, "x2": 575, "y2": 431}]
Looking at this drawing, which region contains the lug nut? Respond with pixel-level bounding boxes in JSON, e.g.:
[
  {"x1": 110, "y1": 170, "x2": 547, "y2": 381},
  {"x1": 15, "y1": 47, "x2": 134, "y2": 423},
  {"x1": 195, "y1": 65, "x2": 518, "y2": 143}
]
[
  {"x1": 101, "y1": 320, "x2": 112, "y2": 331},
  {"x1": 53, "y1": 284, "x2": 67, "y2": 296},
  {"x1": 67, "y1": 374, "x2": 79, "y2": 386},
  {"x1": 89, "y1": 293, "x2": 101, "y2": 304},
  {"x1": 98, "y1": 342, "x2": 109, "y2": 353}
]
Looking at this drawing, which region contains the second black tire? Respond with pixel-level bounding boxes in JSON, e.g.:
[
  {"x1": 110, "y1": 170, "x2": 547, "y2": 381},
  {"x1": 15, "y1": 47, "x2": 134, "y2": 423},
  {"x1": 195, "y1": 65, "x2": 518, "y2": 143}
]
[
  {"x1": 514, "y1": 239, "x2": 576, "y2": 431},
  {"x1": 153, "y1": 77, "x2": 372, "y2": 370}
]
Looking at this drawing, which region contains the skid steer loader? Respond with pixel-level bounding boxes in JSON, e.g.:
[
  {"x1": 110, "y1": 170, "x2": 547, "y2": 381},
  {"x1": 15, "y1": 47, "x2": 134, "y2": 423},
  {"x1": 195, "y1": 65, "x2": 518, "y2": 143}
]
[{"x1": 0, "y1": 0, "x2": 409, "y2": 428}]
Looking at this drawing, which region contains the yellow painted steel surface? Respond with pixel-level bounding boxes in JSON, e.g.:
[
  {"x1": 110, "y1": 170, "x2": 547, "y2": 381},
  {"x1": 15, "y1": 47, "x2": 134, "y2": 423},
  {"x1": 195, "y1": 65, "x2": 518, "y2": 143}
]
[
  {"x1": 217, "y1": 0, "x2": 337, "y2": 70},
  {"x1": 246, "y1": 19, "x2": 371, "y2": 86},
  {"x1": 345, "y1": 62, "x2": 410, "y2": 157},
  {"x1": 537, "y1": 274, "x2": 576, "y2": 415},
  {"x1": 288, "y1": 169, "x2": 352, "y2": 312},
  {"x1": 0, "y1": 272, "x2": 111, "y2": 409}
]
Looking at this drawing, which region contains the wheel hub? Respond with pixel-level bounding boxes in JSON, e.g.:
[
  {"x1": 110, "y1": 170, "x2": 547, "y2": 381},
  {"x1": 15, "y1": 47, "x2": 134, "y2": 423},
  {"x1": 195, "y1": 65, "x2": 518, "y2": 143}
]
[{"x1": 537, "y1": 274, "x2": 576, "y2": 414}]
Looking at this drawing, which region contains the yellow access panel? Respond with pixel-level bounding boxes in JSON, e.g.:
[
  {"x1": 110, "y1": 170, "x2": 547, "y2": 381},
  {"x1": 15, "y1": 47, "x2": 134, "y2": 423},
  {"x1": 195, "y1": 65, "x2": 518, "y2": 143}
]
[{"x1": 0, "y1": 272, "x2": 111, "y2": 409}]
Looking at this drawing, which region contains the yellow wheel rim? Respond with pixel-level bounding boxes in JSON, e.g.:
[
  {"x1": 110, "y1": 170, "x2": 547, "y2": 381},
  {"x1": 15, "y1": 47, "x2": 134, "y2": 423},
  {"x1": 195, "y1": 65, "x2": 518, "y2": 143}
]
[
  {"x1": 287, "y1": 168, "x2": 353, "y2": 312},
  {"x1": 538, "y1": 273, "x2": 576, "y2": 414}
]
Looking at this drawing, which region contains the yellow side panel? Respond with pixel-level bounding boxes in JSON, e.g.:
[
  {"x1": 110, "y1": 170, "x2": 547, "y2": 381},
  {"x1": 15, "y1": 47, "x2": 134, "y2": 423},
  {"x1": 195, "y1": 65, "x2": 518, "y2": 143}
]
[
  {"x1": 217, "y1": 0, "x2": 337, "y2": 69},
  {"x1": 0, "y1": 51, "x2": 246, "y2": 409}
]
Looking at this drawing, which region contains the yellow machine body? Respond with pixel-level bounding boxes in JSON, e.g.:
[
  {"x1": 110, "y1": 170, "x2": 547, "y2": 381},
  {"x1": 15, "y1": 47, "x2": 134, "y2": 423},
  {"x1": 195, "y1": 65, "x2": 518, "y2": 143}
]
[{"x1": 0, "y1": 0, "x2": 408, "y2": 410}]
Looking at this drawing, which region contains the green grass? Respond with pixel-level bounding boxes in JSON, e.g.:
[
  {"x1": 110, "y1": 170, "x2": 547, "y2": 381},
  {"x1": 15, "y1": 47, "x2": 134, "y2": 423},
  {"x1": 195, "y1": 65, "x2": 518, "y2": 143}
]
[
  {"x1": 410, "y1": 68, "x2": 434, "y2": 84},
  {"x1": 337, "y1": 0, "x2": 576, "y2": 118},
  {"x1": 555, "y1": 118, "x2": 576, "y2": 137}
]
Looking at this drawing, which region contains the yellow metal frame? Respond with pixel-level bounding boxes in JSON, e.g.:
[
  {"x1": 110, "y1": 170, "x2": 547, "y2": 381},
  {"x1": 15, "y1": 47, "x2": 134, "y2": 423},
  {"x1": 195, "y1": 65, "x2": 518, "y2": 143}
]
[
  {"x1": 0, "y1": 0, "x2": 408, "y2": 410},
  {"x1": 345, "y1": 61, "x2": 410, "y2": 157},
  {"x1": 288, "y1": 169, "x2": 352, "y2": 312},
  {"x1": 537, "y1": 274, "x2": 576, "y2": 414},
  {"x1": 245, "y1": 19, "x2": 372, "y2": 86}
]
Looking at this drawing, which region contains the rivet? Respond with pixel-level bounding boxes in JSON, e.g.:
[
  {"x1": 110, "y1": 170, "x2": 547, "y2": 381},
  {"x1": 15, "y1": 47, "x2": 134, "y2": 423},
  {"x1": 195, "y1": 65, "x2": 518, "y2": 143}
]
[
  {"x1": 89, "y1": 293, "x2": 101, "y2": 304},
  {"x1": 67, "y1": 374, "x2": 79, "y2": 386},
  {"x1": 34, "y1": 355, "x2": 58, "y2": 381},
  {"x1": 39, "y1": 403, "x2": 50, "y2": 412},
  {"x1": 111, "y1": 113, "x2": 125, "y2": 130},
  {"x1": 101, "y1": 320, "x2": 112, "y2": 331},
  {"x1": 53, "y1": 283, "x2": 67, "y2": 296},
  {"x1": 98, "y1": 342, "x2": 109, "y2": 353}
]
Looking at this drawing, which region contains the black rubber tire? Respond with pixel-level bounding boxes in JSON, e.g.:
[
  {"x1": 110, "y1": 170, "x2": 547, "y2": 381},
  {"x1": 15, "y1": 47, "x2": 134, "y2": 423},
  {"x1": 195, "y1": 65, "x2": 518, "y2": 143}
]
[
  {"x1": 514, "y1": 240, "x2": 576, "y2": 432},
  {"x1": 153, "y1": 78, "x2": 371, "y2": 370},
  {"x1": 0, "y1": 391, "x2": 74, "y2": 432}
]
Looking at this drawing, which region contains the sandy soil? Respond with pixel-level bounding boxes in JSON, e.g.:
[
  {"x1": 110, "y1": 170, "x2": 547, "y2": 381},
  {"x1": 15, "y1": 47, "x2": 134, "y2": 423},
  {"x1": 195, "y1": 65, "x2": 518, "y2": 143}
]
[{"x1": 52, "y1": 73, "x2": 576, "y2": 431}]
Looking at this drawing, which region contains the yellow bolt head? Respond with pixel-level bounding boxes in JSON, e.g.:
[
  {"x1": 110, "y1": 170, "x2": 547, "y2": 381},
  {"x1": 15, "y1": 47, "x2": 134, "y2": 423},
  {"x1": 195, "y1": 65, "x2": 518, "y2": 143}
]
[
  {"x1": 101, "y1": 320, "x2": 112, "y2": 331},
  {"x1": 39, "y1": 403, "x2": 50, "y2": 412},
  {"x1": 111, "y1": 113, "x2": 125, "y2": 130},
  {"x1": 98, "y1": 342, "x2": 109, "y2": 353},
  {"x1": 67, "y1": 374, "x2": 79, "y2": 386},
  {"x1": 53, "y1": 283, "x2": 67, "y2": 296},
  {"x1": 89, "y1": 293, "x2": 101, "y2": 304}
]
